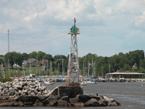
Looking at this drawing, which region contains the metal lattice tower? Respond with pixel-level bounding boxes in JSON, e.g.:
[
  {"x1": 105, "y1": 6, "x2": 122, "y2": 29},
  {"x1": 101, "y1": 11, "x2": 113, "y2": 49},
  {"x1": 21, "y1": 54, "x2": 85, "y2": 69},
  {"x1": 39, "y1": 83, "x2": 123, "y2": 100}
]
[{"x1": 66, "y1": 18, "x2": 80, "y2": 86}]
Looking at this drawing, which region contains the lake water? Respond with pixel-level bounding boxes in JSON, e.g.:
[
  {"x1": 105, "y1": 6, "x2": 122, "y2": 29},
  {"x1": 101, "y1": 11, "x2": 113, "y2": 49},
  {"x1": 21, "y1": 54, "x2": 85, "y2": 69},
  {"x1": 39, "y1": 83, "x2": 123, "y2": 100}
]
[{"x1": 1, "y1": 82, "x2": 145, "y2": 109}]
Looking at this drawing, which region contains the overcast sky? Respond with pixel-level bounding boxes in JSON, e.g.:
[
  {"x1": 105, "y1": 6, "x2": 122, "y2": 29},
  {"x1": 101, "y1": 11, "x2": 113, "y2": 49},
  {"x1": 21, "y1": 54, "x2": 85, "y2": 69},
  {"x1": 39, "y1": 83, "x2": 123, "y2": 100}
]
[{"x1": 0, "y1": 0, "x2": 145, "y2": 57}]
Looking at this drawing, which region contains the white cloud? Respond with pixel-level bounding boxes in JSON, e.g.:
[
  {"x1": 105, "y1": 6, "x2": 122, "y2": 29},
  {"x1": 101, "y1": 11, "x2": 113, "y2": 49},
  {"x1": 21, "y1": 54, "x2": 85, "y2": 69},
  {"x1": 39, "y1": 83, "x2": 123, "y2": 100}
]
[
  {"x1": 135, "y1": 11, "x2": 145, "y2": 29},
  {"x1": 125, "y1": 30, "x2": 145, "y2": 43},
  {"x1": 1, "y1": 0, "x2": 145, "y2": 57}
]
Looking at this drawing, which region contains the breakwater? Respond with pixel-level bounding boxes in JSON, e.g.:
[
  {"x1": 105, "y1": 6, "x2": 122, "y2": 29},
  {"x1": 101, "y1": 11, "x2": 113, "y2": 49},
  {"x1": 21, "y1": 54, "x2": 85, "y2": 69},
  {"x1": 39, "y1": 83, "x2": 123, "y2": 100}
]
[{"x1": 0, "y1": 78, "x2": 121, "y2": 107}]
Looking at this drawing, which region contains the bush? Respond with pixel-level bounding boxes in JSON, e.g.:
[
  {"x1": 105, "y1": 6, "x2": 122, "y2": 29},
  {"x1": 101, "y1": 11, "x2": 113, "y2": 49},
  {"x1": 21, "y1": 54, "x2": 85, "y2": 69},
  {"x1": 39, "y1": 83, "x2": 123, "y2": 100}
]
[{"x1": 0, "y1": 77, "x2": 13, "y2": 83}]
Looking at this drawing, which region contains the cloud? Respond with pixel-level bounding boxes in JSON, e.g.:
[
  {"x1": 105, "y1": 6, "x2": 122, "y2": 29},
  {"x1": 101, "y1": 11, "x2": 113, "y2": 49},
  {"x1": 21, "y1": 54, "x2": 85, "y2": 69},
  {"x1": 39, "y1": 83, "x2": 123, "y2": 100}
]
[{"x1": 1, "y1": 0, "x2": 145, "y2": 57}]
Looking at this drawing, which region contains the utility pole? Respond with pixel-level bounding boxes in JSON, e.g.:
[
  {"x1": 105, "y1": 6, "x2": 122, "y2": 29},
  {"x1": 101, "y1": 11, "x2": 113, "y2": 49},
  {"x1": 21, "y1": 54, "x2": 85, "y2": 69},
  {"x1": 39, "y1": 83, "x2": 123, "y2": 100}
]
[
  {"x1": 66, "y1": 18, "x2": 80, "y2": 86},
  {"x1": 8, "y1": 29, "x2": 10, "y2": 77}
]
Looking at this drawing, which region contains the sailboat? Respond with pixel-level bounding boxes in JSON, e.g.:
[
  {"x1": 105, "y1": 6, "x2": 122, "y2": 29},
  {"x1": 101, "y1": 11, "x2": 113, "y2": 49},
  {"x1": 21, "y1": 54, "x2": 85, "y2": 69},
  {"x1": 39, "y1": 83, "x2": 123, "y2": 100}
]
[{"x1": 80, "y1": 58, "x2": 87, "y2": 86}]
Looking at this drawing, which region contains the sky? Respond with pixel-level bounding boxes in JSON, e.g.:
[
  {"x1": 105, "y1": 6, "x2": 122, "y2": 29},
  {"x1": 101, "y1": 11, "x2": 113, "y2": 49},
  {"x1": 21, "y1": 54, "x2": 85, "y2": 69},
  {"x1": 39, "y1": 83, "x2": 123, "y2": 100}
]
[{"x1": 0, "y1": 0, "x2": 145, "y2": 57}]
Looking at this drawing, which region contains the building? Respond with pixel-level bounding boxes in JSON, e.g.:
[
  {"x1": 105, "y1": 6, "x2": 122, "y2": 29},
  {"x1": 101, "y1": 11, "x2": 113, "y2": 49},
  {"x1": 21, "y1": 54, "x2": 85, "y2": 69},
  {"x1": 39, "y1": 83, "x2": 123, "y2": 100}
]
[
  {"x1": 4, "y1": 63, "x2": 11, "y2": 67},
  {"x1": 37, "y1": 59, "x2": 48, "y2": 67},
  {"x1": 27, "y1": 58, "x2": 38, "y2": 67},
  {"x1": 132, "y1": 63, "x2": 137, "y2": 68},
  {"x1": 106, "y1": 70, "x2": 145, "y2": 78},
  {"x1": 13, "y1": 63, "x2": 20, "y2": 68}
]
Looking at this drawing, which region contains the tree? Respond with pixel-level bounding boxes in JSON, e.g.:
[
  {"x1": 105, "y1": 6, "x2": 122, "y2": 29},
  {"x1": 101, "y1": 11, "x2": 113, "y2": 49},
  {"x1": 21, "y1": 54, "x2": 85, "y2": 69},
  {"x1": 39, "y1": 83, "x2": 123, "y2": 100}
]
[
  {"x1": 22, "y1": 53, "x2": 29, "y2": 60},
  {"x1": 4, "y1": 51, "x2": 23, "y2": 67},
  {"x1": 0, "y1": 59, "x2": 4, "y2": 64},
  {"x1": 0, "y1": 55, "x2": 4, "y2": 57},
  {"x1": 43, "y1": 54, "x2": 54, "y2": 62},
  {"x1": 37, "y1": 51, "x2": 46, "y2": 60},
  {"x1": 29, "y1": 51, "x2": 37, "y2": 59},
  {"x1": 120, "y1": 64, "x2": 131, "y2": 71}
]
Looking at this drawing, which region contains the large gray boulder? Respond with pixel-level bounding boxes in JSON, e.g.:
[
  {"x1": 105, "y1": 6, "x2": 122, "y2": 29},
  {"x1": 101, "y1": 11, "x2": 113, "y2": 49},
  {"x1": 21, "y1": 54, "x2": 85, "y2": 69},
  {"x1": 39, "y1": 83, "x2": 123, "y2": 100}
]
[
  {"x1": 85, "y1": 98, "x2": 99, "y2": 106},
  {"x1": 88, "y1": 94, "x2": 101, "y2": 100},
  {"x1": 61, "y1": 96, "x2": 69, "y2": 101},
  {"x1": 76, "y1": 94, "x2": 91, "y2": 103},
  {"x1": 69, "y1": 98, "x2": 79, "y2": 105},
  {"x1": 57, "y1": 100, "x2": 67, "y2": 107},
  {"x1": 33, "y1": 99, "x2": 43, "y2": 106},
  {"x1": 43, "y1": 95, "x2": 58, "y2": 106},
  {"x1": 74, "y1": 102, "x2": 84, "y2": 107},
  {"x1": 98, "y1": 99, "x2": 108, "y2": 106}
]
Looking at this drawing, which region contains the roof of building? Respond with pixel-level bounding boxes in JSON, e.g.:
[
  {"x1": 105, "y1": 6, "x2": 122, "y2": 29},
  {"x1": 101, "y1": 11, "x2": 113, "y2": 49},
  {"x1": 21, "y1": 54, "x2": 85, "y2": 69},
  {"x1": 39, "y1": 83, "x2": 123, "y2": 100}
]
[{"x1": 107, "y1": 71, "x2": 144, "y2": 75}]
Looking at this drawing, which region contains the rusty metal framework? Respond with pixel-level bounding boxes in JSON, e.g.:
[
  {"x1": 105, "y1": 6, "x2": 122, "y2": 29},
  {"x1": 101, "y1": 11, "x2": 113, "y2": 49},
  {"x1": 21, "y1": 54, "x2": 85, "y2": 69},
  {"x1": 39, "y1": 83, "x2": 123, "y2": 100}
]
[{"x1": 66, "y1": 18, "x2": 80, "y2": 86}]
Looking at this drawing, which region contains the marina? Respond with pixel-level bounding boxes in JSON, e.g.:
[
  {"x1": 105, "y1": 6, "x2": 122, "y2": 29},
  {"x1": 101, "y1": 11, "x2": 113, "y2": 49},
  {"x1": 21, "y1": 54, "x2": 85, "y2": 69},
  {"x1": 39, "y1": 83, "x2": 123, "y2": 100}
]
[{"x1": 0, "y1": 1, "x2": 145, "y2": 108}]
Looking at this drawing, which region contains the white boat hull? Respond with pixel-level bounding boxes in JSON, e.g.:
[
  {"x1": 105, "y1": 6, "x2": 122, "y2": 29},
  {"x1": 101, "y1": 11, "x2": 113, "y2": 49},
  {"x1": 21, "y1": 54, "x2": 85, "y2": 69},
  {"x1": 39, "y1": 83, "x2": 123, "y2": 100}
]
[
  {"x1": 44, "y1": 81, "x2": 54, "y2": 85},
  {"x1": 86, "y1": 81, "x2": 95, "y2": 84},
  {"x1": 81, "y1": 82, "x2": 87, "y2": 86}
]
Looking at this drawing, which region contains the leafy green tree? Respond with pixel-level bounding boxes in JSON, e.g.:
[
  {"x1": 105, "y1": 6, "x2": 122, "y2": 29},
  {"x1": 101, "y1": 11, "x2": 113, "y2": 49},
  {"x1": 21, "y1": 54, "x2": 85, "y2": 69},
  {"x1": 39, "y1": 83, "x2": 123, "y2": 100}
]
[
  {"x1": 37, "y1": 51, "x2": 46, "y2": 60},
  {"x1": 22, "y1": 53, "x2": 29, "y2": 60},
  {"x1": 120, "y1": 64, "x2": 131, "y2": 71},
  {"x1": 43, "y1": 54, "x2": 54, "y2": 62},
  {"x1": 140, "y1": 59, "x2": 145, "y2": 68},
  {"x1": 0, "y1": 59, "x2": 4, "y2": 64},
  {"x1": 4, "y1": 51, "x2": 23, "y2": 67},
  {"x1": 29, "y1": 51, "x2": 37, "y2": 59}
]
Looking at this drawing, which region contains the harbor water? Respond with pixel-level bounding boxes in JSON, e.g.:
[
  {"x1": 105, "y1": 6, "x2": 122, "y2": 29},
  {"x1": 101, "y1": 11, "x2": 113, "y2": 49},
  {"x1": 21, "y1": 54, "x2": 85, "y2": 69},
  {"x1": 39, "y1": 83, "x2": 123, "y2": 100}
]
[{"x1": 2, "y1": 82, "x2": 145, "y2": 109}]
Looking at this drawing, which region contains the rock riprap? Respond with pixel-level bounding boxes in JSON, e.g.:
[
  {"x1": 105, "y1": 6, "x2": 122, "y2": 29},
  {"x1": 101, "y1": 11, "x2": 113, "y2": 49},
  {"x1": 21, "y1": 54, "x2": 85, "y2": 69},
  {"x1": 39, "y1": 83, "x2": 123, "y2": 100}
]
[
  {"x1": 0, "y1": 79, "x2": 50, "y2": 96},
  {"x1": 0, "y1": 79, "x2": 121, "y2": 107}
]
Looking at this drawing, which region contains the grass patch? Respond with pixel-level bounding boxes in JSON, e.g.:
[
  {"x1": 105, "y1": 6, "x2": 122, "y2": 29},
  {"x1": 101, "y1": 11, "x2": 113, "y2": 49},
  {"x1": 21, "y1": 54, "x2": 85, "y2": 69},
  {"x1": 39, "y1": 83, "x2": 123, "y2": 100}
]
[{"x1": 0, "y1": 78, "x2": 13, "y2": 83}]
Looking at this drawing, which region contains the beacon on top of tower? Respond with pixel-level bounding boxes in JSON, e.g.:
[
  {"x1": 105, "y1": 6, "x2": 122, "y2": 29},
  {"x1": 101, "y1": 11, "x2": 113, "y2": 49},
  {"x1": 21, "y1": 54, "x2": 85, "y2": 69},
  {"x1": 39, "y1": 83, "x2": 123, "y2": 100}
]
[{"x1": 68, "y1": 18, "x2": 80, "y2": 34}]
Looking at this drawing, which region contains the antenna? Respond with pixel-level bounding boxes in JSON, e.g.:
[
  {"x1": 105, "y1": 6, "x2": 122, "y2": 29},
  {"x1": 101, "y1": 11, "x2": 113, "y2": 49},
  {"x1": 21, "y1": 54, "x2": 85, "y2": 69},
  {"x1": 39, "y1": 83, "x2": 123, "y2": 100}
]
[
  {"x1": 8, "y1": 29, "x2": 10, "y2": 77},
  {"x1": 74, "y1": 18, "x2": 76, "y2": 27}
]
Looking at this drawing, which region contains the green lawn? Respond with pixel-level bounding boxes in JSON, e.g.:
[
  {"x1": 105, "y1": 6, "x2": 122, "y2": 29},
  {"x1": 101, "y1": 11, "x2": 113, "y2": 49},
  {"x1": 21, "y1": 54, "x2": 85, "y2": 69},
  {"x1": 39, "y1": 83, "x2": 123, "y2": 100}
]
[{"x1": 1, "y1": 67, "x2": 62, "y2": 77}]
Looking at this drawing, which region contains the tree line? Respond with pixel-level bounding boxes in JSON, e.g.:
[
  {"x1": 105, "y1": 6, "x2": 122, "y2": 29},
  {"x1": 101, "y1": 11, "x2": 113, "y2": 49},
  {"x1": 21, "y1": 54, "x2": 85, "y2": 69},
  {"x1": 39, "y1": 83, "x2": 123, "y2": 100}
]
[{"x1": 0, "y1": 50, "x2": 145, "y2": 76}]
